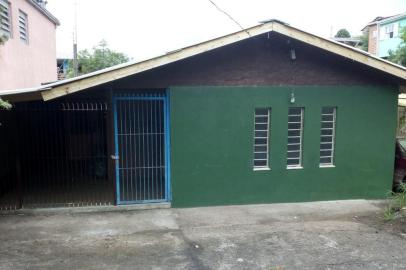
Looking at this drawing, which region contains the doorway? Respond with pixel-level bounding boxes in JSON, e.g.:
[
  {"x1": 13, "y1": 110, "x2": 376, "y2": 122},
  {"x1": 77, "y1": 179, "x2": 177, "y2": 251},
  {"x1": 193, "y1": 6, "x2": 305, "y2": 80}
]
[{"x1": 113, "y1": 93, "x2": 170, "y2": 204}]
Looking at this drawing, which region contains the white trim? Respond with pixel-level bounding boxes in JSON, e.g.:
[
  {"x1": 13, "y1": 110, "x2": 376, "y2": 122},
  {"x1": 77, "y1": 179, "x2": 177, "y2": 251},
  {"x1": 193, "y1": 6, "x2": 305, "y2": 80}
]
[
  {"x1": 287, "y1": 166, "x2": 303, "y2": 170},
  {"x1": 253, "y1": 167, "x2": 271, "y2": 171},
  {"x1": 319, "y1": 164, "x2": 335, "y2": 168}
]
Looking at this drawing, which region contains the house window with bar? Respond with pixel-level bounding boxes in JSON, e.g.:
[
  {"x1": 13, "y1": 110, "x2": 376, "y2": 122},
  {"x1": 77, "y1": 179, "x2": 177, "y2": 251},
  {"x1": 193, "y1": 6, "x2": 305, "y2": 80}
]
[
  {"x1": 0, "y1": 0, "x2": 11, "y2": 38},
  {"x1": 18, "y1": 10, "x2": 28, "y2": 43},
  {"x1": 253, "y1": 108, "x2": 270, "y2": 170},
  {"x1": 287, "y1": 107, "x2": 304, "y2": 168},
  {"x1": 320, "y1": 107, "x2": 336, "y2": 167}
]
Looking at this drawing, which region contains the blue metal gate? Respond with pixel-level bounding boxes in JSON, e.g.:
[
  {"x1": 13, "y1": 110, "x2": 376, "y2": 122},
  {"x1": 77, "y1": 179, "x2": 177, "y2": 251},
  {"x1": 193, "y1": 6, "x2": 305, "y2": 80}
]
[{"x1": 113, "y1": 93, "x2": 170, "y2": 204}]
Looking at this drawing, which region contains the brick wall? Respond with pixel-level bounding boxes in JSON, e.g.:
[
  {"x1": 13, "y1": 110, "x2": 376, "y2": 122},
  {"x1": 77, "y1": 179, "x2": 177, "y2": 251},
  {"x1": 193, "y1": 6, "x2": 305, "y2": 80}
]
[
  {"x1": 110, "y1": 32, "x2": 396, "y2": 90},
  {"x1": 368, "y1": 25, "x2": 378, "y2": 55}
]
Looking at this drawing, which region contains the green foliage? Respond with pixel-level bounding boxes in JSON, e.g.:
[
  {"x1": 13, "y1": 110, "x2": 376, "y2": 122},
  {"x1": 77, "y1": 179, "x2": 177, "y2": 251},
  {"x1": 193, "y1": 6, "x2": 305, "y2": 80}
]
[
  {"x1": 0, "y1": 98, "x2": 12, "y2": 110},
  {"x1": 359, "y1": 32, "x2": 369, "y2": 52},
  {"x1": 335, "y1": 29, "x2": 351, "y2": 38},
  {"x1": 67, "y1": 40, "x2": 130, "y2": 78},
  {"x1": 384, "y1": 205, "x2": 396, "y2": 220},
  {"x1": 388, "y1": 27, "x2": 406, "y2": 66},
  {"x1": 384, "y1": 183, "x2": 406, "y2": 221},
  {"x1": 399, "y1": 112, "x2": 406, "y2": 135}
]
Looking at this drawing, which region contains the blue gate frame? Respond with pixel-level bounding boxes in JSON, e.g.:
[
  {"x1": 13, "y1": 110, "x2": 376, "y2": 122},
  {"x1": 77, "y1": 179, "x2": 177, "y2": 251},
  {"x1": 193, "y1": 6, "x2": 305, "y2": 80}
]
[{"x1": 113, "y1": 92, "x2": 171, "y2": 204}]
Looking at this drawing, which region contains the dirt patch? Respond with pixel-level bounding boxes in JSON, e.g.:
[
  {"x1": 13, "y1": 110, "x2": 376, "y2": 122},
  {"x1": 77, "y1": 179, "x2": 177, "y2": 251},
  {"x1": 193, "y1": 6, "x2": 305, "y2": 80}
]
[{"x1": 351, "y1": 211, "x2": 406, "y2": 236}]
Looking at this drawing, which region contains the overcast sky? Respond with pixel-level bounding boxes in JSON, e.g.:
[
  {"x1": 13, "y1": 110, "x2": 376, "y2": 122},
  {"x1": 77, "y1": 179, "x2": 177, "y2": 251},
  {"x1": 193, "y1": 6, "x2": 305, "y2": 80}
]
[{"x1": 47, "y1": 0, "x2": 406, "y2": 61}]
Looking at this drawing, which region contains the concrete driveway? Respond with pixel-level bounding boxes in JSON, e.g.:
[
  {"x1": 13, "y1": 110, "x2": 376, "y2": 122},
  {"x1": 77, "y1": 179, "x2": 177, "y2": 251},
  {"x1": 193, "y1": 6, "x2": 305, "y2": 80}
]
[{"x1": 0, "y1": 200, "x2": 405, "y2": 270}]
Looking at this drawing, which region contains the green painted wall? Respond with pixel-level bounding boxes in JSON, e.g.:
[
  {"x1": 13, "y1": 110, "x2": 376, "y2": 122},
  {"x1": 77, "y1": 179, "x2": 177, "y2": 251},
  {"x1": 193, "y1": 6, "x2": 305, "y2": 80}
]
[{"x1": 169, "y1": 86, "x2": 398, "y2": 207}]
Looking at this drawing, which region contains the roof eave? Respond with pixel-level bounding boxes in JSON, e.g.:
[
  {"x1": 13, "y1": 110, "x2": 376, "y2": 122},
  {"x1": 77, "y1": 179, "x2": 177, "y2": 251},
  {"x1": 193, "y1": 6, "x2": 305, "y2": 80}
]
[
  {"x1": 3, "y1": 21, "x2": 403, "y2": 101},
  {"x1": 26, "y1": 0, "x2": 60, "y2": 26},
  {"x1": 377, "y1": 13, "x2": 406, "y2": 26}
]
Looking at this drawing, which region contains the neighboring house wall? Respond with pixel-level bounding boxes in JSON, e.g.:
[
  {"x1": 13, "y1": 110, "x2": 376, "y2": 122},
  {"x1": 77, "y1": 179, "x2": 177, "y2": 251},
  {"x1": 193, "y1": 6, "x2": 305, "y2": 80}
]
[
  {"x1": 0, "y1": 0, "x2": 57, "y2": 90},
  {"x1": 378, "y1": 17, "x2": 406, "y2": 58},
  {"x1": 367, "y1": 24, "x2": 378, "y2": 55}
]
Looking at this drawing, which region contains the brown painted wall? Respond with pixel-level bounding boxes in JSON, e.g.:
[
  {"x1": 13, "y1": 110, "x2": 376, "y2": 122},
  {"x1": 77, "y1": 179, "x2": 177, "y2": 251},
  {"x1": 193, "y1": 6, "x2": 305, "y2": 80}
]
[{"x1": 107, "y1": 32, "x2": 397, "y2": 90}]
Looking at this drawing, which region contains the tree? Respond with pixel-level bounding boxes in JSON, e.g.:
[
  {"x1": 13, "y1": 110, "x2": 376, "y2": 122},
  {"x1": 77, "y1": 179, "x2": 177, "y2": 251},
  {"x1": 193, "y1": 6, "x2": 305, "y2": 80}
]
[
  {"x1": 359, "y1": 32, "x2": 369, "y2": 52},
  {"x1": 388, "y1": 27, "x2": 406, "y2": 67},
  {"x1": 335, "y1": 29, "x2": 351, "y2": 38},
  {"x1": 67, "y1": 40, "x2": 130, "y2": 77}
]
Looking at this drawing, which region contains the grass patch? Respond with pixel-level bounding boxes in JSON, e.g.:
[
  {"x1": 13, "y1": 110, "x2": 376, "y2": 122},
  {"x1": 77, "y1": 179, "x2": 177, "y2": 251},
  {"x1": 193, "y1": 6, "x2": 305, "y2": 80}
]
[
  {"x1": 384, "y1": 183, "x2": 406, "y2": 221},
  {"x1": 384, "y1": 206, "x2": 396, "y2": 220}
]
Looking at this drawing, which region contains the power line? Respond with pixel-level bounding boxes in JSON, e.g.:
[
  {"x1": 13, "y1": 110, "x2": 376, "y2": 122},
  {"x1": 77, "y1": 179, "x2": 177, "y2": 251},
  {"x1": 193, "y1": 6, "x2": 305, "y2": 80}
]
[{"x1": 207, "y1": 0, "x2": 250, "y2": 36}]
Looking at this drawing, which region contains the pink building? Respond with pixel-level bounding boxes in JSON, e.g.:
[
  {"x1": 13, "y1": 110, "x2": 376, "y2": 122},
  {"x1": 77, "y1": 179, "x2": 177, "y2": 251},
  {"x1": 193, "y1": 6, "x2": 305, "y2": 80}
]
[{"x1": 0, "y1": 0, "x2": 59, "y2": 90}]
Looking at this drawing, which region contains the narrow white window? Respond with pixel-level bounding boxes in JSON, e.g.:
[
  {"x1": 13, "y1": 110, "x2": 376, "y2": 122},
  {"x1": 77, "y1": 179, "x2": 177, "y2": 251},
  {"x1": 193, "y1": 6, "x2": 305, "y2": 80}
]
[
  {"x1": 0, "y1": 0, "x2": 11, "y2": 38},
  {"x1": 287, "y1": 107, "x2": 304, "y2": 168},
  {"x1": 253, "y1": 108, "x2": 270, "y2": 170},
  {"x1": 393, "y1": 22, "x2": 399, "y2": 37},
  {"x1": 320, "y1": 107, "x2": 336, "y2": 167},
  {"x1": 385, "y1": 24, "x2": 394, "y2": 39},
  {"x1": 18, "y1": 10, "x2": 28, "y2": 43}
]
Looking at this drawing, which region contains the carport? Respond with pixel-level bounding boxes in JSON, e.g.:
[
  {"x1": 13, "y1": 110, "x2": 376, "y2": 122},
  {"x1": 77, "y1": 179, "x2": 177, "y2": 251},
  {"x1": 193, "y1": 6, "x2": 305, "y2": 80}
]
[
  {"x1": 0, "y1": 89, "x2": 170, "y2": 210},
  {"x1": 0, "y1": 94, "x2": 113, "y2": 209}
]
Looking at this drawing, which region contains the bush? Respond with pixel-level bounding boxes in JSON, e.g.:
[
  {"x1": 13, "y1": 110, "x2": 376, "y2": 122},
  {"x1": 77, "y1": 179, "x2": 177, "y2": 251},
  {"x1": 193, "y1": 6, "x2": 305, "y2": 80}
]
[
  {"x1": 0, "y1": 98, "x2": 12, "y2": 110},
  {"x1": 384, "y1": 183, "x2": 406, "y2": 220}
]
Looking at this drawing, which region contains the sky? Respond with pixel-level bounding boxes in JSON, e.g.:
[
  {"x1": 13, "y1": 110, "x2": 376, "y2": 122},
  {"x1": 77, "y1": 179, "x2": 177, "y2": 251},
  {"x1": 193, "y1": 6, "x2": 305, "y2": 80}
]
[{"x1": 46, "y1": 0, "x2": 406, "y2": 61}]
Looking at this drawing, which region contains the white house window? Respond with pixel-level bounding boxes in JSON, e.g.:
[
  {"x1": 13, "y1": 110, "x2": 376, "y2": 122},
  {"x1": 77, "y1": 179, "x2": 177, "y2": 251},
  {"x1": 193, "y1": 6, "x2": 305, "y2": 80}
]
[
  {"x1": 384, "y1": 24, "x2": 396, "y2": 39},
  {"x1": 253, "y1": 108, "x2": 270, "y2": 170},
  {"x1": 0, "y1": 0, "x2": 11, "y2": 38},
  {"x1": 320, "y1": 107, "x2": 336, "y2": 167},
  {"x1": 18, "y1": 10, "x2": 28, "y2": 43},
  {"x1": 287, "y1": 107, "x2": 304, "y2": 169}
]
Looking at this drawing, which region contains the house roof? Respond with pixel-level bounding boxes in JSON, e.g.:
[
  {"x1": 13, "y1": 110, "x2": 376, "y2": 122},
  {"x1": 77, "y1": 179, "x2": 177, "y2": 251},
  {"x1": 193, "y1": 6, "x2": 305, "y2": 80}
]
[
  {"x1": 2, "y1": 20, "x2": 406, "y2": 101},
  {"x1": 362, "y1": 12, "x2": 406, "y2": 30},
  {"x1": 378, "y1": 12, "x2": 406, "y2": 25},
  {"x1": 26, "y1": 0, "x2": 60, "y2": 26}
]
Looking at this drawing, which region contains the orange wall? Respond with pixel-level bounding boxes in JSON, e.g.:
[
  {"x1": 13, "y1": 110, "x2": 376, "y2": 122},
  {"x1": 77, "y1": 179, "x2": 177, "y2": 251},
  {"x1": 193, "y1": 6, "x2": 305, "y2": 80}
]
[{"x1": 0, "y1": 0, "x2": 57, "y2": 90}]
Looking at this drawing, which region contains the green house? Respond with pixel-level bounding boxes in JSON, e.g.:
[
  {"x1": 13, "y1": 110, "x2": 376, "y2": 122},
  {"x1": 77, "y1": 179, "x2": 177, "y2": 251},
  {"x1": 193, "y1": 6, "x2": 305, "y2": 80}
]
[{"x1": 1, "y1": 20, "x2": 406, "y2": 210}]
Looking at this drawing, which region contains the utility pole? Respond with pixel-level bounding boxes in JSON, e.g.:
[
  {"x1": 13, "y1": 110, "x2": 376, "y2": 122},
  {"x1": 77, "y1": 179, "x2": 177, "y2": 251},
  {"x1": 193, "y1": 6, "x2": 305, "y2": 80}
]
[{"x1": 72, "y1": 0, "x2": 78, "y2": 77}]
